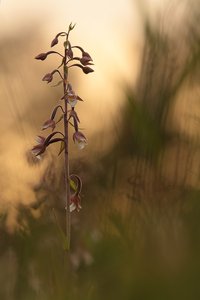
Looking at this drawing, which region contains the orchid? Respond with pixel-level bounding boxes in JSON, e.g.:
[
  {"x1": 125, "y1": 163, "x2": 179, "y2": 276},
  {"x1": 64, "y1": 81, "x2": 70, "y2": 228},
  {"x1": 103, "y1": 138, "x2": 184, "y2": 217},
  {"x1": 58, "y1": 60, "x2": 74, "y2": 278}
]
[
  {"x1": 69, "y1": 174, "x2": 82, "y2": 212},
  {"x1": 31, "y1": 136, "x2": 46, "y2": 156},
  {"x1": 42, "y1": 119, "x2": 56, "y2": 131},
  {"x1": 73, "y1": 131, "x2": 87, "y2": 149},
  {"x1": 67, "y1": 92, "x2": 78, "y2": 108},
  {"x1": 70, "y1": 194, "x2": 82, "y2": 212},
  {"x1": 32, "y1": 23, "x2": 94, "y2": 250}
]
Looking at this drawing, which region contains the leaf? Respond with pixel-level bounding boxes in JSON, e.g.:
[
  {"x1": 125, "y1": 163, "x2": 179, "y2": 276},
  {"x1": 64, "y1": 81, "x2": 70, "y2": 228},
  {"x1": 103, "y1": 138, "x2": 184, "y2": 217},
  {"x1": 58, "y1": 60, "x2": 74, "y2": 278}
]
[
  {"x1": 70, "y1": 174, "x2": 82, "y2": 194},
  {"x1": 70, "y1": 179, "x2": 77, "y2": 191},
  {"x1": 58, "y1": 140, "x2": 65, "y2": 156}
]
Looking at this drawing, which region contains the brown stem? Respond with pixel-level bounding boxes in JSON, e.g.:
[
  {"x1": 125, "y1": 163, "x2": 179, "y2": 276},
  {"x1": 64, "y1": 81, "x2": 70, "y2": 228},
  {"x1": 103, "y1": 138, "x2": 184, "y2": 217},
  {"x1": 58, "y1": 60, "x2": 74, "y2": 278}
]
[{"x1": 63, "y1": 45, "x2": 71, "y2": 250}]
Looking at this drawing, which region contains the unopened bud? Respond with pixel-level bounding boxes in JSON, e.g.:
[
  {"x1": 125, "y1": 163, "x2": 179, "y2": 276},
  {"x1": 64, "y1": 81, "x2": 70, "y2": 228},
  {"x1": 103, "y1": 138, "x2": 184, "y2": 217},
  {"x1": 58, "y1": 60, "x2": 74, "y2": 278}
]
[
  {"x1": 51, "y1": 36, "x2": 58, "y2": 47},
  {"x1": 42, "y1": 73, "x2": 53, "y2": 83},
  {"x1": 69, "y1": 22, "x2": 76, "y2": 31},
  {"x1": 35, "y1": 53, "x2": 48, "y2": 61},
  {"x1": 82, "y1": 66, "x2": 94, "y2": 74}
]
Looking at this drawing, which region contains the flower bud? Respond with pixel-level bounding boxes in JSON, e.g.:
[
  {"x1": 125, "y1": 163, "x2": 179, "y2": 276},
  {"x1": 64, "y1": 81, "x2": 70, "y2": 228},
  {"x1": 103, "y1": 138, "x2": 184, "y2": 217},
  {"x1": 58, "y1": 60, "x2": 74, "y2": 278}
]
[
  {"x1": 80, "y1": 52, "x2": 93, "y2": 65},
  {"x1": 51, "y1": 36, "x2": 58, "y2": 47},
  {"x1": 82, "y1": 66, "x2": 94, "y2": 74},
  {"x1": 82, "y1": 51, "x2": 92, "y2": 60},
  {"x1": 51, "y1": 32, "x2": 67, "y2": 47},
  {"x1": 35, "y1": 53, "x2": 48, "y2": 61},
  {"x1": 69, "y1": 64, "x2": 94, "y2": 74},
  {"x1": 80, "y1": 57, "x2": 92, "y2": 66},
  {"x1": 69, "y1": 22, "x2": 76, "y2": 31},
  {"x1": 35, "y1": 51, "x2": 63, "y2": 62},
  {"x1": 42, "y1": 73, "x2": 53, "y2": 83}
]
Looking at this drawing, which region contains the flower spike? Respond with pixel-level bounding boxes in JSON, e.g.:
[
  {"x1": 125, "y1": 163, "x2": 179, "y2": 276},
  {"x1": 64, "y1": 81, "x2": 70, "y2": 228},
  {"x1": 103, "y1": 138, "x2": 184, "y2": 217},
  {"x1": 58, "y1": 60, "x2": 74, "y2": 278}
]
[{"x1": 31, "y1": 23, "x2": 94, "y2": 249}]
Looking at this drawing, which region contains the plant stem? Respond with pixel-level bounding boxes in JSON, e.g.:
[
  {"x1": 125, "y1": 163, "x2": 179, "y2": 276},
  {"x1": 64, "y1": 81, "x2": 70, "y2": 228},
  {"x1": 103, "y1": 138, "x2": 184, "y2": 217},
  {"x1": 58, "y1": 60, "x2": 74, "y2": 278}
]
[{"x1": 63, "y1": 46, "x2": 71, "y2": 250}]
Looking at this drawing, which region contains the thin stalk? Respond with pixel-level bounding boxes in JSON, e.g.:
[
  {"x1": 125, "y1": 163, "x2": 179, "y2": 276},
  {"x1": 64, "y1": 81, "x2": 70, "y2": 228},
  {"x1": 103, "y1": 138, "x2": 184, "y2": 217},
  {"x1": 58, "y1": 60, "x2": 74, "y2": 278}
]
[{"x1": 63, "y1": 46, "x2": 71, "y2": 250}]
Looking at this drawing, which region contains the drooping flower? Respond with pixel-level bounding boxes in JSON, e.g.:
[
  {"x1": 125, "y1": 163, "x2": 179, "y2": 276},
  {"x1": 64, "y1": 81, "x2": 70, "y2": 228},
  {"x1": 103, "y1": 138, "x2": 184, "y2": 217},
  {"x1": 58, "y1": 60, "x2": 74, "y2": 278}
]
[
  {"x1": 73, "y1": 131, "x2": 87, "y2": 149},
  {"x1": 42, "y1": 69, "x2": 63, "y2": 84},
  {"x1": 69, "y1": 174, "x2": 82, "y2": 212},
  {"x1": 31, "y1": 136, "x2": 46, "y2": 156},
  {"x1": 70, "y1": 194, "x2": 82, "y2": 212},
  {"x1": 32, "y1": 132, "x2": 64, "y2": 156},
  {"x1": 42, "y1": 119, "x2": 56, "y2": 131}
]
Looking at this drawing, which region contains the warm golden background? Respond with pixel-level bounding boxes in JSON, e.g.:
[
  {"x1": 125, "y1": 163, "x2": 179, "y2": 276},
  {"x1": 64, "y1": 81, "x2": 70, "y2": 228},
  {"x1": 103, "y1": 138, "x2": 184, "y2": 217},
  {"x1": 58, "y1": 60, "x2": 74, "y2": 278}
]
[
  {"x1": 0, "y1": 0, "x2": 138, "y2": 223},
  {"x1": 0, "y1": 0, "x2": 200, "y2": 299}
]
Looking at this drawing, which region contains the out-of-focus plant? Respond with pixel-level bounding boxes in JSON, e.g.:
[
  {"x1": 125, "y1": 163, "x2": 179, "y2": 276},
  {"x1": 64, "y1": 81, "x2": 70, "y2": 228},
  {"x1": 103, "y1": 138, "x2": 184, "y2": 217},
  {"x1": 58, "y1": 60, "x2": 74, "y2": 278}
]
[{"x1": 32, "y1": 23, "x2": 94, "y2": 249}]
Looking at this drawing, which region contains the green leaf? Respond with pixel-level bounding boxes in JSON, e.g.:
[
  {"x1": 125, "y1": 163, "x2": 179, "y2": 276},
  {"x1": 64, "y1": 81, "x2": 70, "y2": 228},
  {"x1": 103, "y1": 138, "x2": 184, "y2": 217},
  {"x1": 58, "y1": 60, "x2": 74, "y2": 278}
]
[
  {"x1": 70, "y1": 179, "x2": 77, "y2": 191},
  {"x1": 58, "y1": 141, "x2": 65, "y2": 156}
]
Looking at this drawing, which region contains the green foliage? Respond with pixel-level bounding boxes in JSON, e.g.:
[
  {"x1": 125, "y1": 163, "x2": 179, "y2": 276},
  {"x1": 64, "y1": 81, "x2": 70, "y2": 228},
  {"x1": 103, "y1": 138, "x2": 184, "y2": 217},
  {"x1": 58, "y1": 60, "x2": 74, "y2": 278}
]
[{"x1": 1, "y1": 193, "x2": 200, "y2": 299}]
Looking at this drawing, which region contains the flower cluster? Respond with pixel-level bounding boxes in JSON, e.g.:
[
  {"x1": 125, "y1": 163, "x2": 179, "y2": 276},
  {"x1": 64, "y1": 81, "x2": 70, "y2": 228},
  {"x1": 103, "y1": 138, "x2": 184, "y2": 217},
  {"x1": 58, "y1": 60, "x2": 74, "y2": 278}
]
[{"x1": 32, "y1": 23, "x2": 94, "y2": 225}]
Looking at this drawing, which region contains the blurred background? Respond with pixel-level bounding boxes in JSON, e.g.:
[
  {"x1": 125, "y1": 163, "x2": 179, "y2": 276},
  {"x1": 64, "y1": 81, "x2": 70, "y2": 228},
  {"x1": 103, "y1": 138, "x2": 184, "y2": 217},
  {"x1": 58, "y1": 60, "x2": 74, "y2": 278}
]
[{"x1": 0, "y1": 0, "x2": 200, "y2": 299}]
